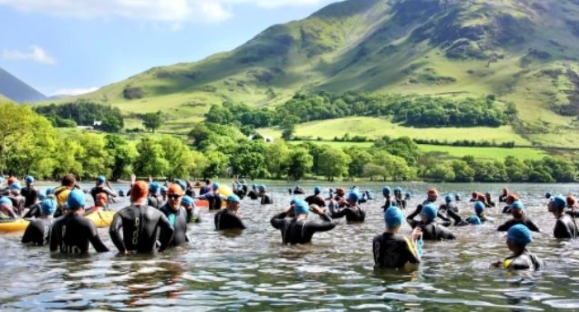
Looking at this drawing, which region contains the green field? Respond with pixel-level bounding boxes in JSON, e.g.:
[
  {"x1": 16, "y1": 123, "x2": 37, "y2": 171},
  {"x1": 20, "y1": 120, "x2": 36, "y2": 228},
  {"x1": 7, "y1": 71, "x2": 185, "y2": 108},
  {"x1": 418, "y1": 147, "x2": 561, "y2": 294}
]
[{"x1": 259, "y1": 117, "x2": 532, "y2": 145}]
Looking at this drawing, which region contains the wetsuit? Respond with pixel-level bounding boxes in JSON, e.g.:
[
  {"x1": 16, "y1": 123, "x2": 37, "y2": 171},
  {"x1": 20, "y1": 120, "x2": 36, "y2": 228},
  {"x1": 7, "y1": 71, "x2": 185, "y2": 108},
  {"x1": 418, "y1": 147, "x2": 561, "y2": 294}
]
[
  {"x1": 409, "y1": 221, "x2": 456, "y2": 241},
  {"x1": 22, "y1": 218, "x2": 53, "y2": 246},
  {"x1": 9, "y1": 195, "x2": 25, "y2": 216},
  {"x1": 50, "y1": 214, "x2": 109, "y2": 254},
  {"x1": 186, "y1": 188, "x2": 197, "y2": 198},
  {"x1": 270, "y1": 212, "x2": 335, "y2": 244},
  {"x1": 160, "y1": 205, "x2": 189, "y2": 248},
  {"x1": 554, "y1": 215, "x2": 578, "y2": 239},
  {"x1": 109, "y1": 204, "x2": 174, "y2": 253},
  {"x1": 23, "y1": 202, "x2": 42, "y2": 218},
  {"x1": 199, "y1": 193, "x2": 225, "y2": 211},
  {"x1": 248, "y1": 190, "x2": 258, "y2": 200},
  {"x1": 90, "y1": 186, "x2": 117, "y2": 204},
  {"x1": 147, "y1": 195, "x2": 164, "y2": 209},
  {"x1": 382, "y1": 198, "x2": 393, "y2": 212},
  {"x1": 21, "y1": 186, "x2": 39, "y2": 208},
  {"x1": 293, "y1": 188, "x2": 304, "y2": 195},
  {"x1": 407, "y1": 203, "x2": 452, "y2": 227},
  {"x1": 199, "y1": 185, "x2": 211, "y2": 196},
  {"x1": 373, "y1": 233, "x2": 420, "y2": 269},
  {"x1": 305, "y1": 195, "x2": 326, "y2": 207},
  {"x1": 329, "y1": 204, "x2": 366, "y2": 222},
  {"x1": 501, "y1": 250, "x2": 542, "y2": 270},
  {"x1": 260, "y1": 194, "x2": 273, "y2": 205},
  {"x1": 502, "y1": 205, "x2": 512, "y2": 214},
  {"x1": 499, "y1": 195, "x2": 508, "y2": 203},
  {"x1": 214, "y1": 210, "x2": 246, "y2": 230},
  {"x1": 497, "y1": 218, "x2": 541, "y2": 232}
]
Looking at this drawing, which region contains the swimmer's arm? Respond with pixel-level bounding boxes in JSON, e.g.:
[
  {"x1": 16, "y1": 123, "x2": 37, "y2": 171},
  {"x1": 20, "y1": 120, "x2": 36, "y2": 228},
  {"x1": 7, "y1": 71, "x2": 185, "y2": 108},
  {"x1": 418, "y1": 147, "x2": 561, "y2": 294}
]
[
  {"x1": 496, "y1": 221, "x2": 510, "y2": 232},
  {"x1": 49, "y1": 224, "x2": 59, "y2": 252},
  {"x1": 109, "y1": 214, "x2": 126, "y2": 253},
  {"x1": 88, "y1": 222, "x2": 110, "y2": 253},
  {"x1": 406, "y1": 205, "x2": 421, "y2": 222},
  {"x1": 270, "y1": 212, "x2": 288, "y2": 229},
  {"x1": 157, "y1": 214, "x2": 174, "y2": 252},
  {"x1": 527, "y1": 220, "x2": 541, "y2": 233}
]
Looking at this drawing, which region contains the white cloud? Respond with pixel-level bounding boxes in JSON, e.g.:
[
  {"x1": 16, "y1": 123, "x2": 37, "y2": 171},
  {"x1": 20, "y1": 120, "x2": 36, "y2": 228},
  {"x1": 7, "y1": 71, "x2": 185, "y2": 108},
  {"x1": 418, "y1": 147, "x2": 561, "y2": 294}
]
[
  {"x1": 2, "y1": 45, "x2": 56, "y2": 64},
  {"x1": 0, "y1": 0, "x2": 334, "y2": 23},
  {"x1": 51, "y1": 87, "x2": 99, "y2": 96}
]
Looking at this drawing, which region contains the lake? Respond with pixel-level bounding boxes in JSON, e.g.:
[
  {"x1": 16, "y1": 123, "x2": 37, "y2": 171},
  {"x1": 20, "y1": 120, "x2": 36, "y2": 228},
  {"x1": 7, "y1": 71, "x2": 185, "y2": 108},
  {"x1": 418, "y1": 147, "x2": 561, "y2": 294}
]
[{"x1": 1, "y1": 182, "x2": 578, "y2": 310}]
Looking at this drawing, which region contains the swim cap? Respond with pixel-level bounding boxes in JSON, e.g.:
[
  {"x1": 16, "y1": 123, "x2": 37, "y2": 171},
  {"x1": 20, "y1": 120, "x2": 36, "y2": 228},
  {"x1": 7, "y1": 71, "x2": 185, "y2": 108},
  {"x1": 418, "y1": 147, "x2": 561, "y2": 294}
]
[
  {"x1": 348, "y1": 192, "x2": 360, "y2": 202},
  {"x1": 314, "y1": 186, "x2": 321, "y2": 195},
  {"x1": 227, "y1": 194, "x2": 241, "y2": 204},
  {"x1": 168, "y1": 184, "x2": 184, "y2": 196},
  {"x1": 161, "y1": 186, "x2": 168, "y2": 193},
  {"x1": 182, "y1": 196, "x2": 194, "y2": 206},
  {"x1": 258, "y1": 185, "x2": 266, "y2": 192},
  {"x1": 506, "y1": 194, "x2": 518, "y2": 205},
  {"x1": 175, "y1": 179, "x2": 187, "y2": 192},
  {"x1": 7, "y1": 177, "x2": 18, "y2": 186},
  {"x1": 383, "y1": 186, "x2": 391, "y2": 196},
  {"x1": 336, "y1": 187, "x2": 345, "y2": 195},
  {"x1": 67, "y1": 189, "x2": 85, "y2": 209},
  {"x1": 545, "y1": 192, "x2": 552, "y2": 199},
  {"x1": 421, "y1": 204, "x2": 438, "y2": 222},
  {"x1": 290, "y1": 198, "x2": 297, "y2": 206},
  {"x1": 25, "y1": 176, "x2": 34, "y2": 184},
  {"x1": 466, "y1": 215, "x2": 481, "y2": 225},
  {"x1": 508, "y1": 224, "x2": 532, "y2": 246},
  {"x1": 567, "y1": 196, "x2": 576, "y2": 207},
  {"x1": 445, "y1": 194, "x2": 453, "y2": 203},
  {"x1": 149, "y1": 182, "x2": 160, "y2": 194},
  {"x1": 0, "y1": 197, "x2": 12, "y2": 207},
  {"x1": 511, "y1": 200, "x2": 525, "y2": 210},
  {"x1": 394, "y1": 187, "x2": 402, "y2": 193},
  {"x1": 40, "y1": 199, "x2": 57, "y2": 216},
  {"x1": 552, "y1": 195, "x2": 567, "y2": 211},
  {"x1": 293, "y1": 199, "x2": 309, "y2": 216},
  {"x1": 212, "y1": 182, "x2": 220, "y2": 191},
  {"x1": 130, "y1": 181, "x2": 149, "y2": 202},
  {"x1": 46, "y1": 188, "x2": 53, "y2": 196},
  {"x1": 385, "y1": 206, "x2": 403, "y2": 228},
  {"x1": 456, "y1": 192, "x2": 462, "y2": 199},
  {"x1": 427, "y1": 188, "x2": 438, "y2": 196},
  {"x1": 97, "y1": 176, "x2": 106, "y2": 184},
  {"x1": 9, "y1": 183, "x2": 21, "y2": 191},
  {"x1": 474, "y1": 201, "x2": 485, "y2": 214}
]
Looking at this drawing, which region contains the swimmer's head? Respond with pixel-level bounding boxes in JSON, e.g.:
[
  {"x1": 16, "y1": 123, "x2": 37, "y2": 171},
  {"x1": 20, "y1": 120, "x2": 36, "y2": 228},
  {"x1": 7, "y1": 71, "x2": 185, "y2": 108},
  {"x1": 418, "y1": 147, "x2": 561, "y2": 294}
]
[
  {"x1": 0, "y1": 197, "x2": 13, "y2": 208},
  {"x1": 96, "y1": 176, "x2": 106, "y2": 185},
  {"x1": 25, "y1": 176, "x2": 34, "y2": 185},
  {"x1": 474, "y1": 201, "x2": 485, "y2": 215},
  {"x1": 293, "y1": 199, "x2": 309, "y2": 216},
  {"x1": 40, "y1": 198, "x2": 57, "y2": 216},
  {"x1": 314, "y1": 186, "x2": 321, "y2": 195},
  {"x1": 130, "y1": 181, "x2": 149, "y2": 203},
  {"x1": 347, "y1": 192, "x2": 360, "y2": 203},
  {"x1": 445, "y1": 194, "x2": 453, "y2": 203},
  {"x1": 507, "y1": 224, "x2": 532, "y2": 247},
  {"x1": 258, "y1": 185, "x2": 266, "y2": 192},
  {"x1": 383, "y1": 186, "x2": 391, "y2": 196},
  {"x1": 67, "y1": 189, "x2": 86, "y2": 210},
  {"x1": 149, "y1": 182, "x2": 160, "y2": 195},
  {"x1": 421, "y1": 204, "x2": 438, "y2": 222},
  {"x1": 551, "y1": 195, "x2": 567, "y2": 212},
  {"x1": 182, "y1": 195, "x2": 194, "y2": 207},
  {"x1": 466, "y1": 215, "x2": 481, "y2": 225},
  {"x1": 385, "y1": 206, "x2": 403, "y2": 229},
  {"x1": 506, "y1": 194, "x2": 518, "y2": 205},
  {"x1": 545, "y1": 192, "x2": 552, "y2": 199}
]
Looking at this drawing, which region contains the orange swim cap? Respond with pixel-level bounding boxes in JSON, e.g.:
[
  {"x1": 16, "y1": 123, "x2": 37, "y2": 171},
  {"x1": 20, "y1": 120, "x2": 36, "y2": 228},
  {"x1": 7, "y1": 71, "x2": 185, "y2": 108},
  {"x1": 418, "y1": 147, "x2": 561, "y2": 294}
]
[
  {"x1": 567, "y1": 195, "x2": 576, "y2": 207},
  {"x1": 131, "y1": 181, "x2": 149, "y2": 202},
  {"x1": 506, "y1": 194, "x2": 518, "y2": 205},
  {"x1": 168, "y1": 183, "x2": 184, "y2": 196},
  {"x1": 427, "y1": 188, "x2": 438, "y2": 196}
]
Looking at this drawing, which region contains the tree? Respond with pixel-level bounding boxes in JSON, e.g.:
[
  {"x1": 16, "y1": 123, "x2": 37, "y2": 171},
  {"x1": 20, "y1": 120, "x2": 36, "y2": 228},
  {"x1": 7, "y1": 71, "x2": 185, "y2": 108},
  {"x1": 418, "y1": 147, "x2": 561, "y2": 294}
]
[
  {"x1": 345, "y1": 148, "x2": 372, "y2": 178},
  {"x1": 317, "y1": 146, "x2": 351, "y2": 181},
  {"x1": 281, "y1": 124, "x2": 295, "y2": 140},
  {"x1": 266, "y1": 141, "x2": 291, "y2": 179},
  {"x1": 423, "y1": 163, "x2": 456, "y2": 182},
  {"x1": 105, "y1": 135, "x2": 137, "y2": 181},
  {"x1": 287, "y1": 148, "x2": 313, "y2": 180},
  {"x1": 451, "y1": 160, "x2": 475, "y2": 182},
  {"x1": 76, "y1": 132, "x2": 113, "y2": 179},
  {"x1": 159, "y1": 137, "x2": 198, "y2": 179},
  {"x1": 133, "y1": 137, "x2": 169, "y2": 176},
  {"x1": 363, "y1": 163, "x2": 386, "y2": 181},
  {"x1": 203, "y1": 151, "x2": 229, "y2": 178},
  {"x1": 142, "y1": 112, "x2": 163, "y2": 133},
  {"x1": 230, "y1": 142, "x2": 268, "y2": 179}
]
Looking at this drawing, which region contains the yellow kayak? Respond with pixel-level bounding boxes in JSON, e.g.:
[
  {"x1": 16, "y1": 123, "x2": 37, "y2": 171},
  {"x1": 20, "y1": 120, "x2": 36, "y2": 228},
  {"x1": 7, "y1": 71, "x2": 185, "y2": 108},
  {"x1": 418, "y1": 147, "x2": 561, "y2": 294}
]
[
  {"x1": 0, "y1": 219, "x2": 30, "y2": 233},
  {"x1": 84, "y1": 210, "x2": 115, "y2": 228}
]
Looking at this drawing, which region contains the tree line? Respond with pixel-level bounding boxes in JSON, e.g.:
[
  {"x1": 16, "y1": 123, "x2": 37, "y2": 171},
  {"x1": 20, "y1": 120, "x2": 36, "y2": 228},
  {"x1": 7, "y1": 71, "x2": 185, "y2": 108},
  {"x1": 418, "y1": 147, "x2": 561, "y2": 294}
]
[
  {"x1": 34, "y1": 101, "x2": 125, "y2": 132},
  {"x1": 1, "y1": 102, "x2": 576, "y2": 183}
]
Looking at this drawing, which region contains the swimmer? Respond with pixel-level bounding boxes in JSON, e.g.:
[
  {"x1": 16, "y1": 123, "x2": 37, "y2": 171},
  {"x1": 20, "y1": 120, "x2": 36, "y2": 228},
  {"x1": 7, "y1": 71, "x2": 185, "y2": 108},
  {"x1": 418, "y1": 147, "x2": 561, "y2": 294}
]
[
  {"x1": 305, "y1": 186, "x2": 326, "y2": 207},
  {"x1": 373, "y1": 207, "x2": 422, "y2": 269},
  {"x1": 199, "y1": 179, "x2": 212, "y2": 196},
  {"x1": 407, "y1": 204, "x2": 456, "y2": 241},
  {"x1": 248, "y1": 185, "x2": 259, "y2": 200},
  {"x1": 499, "y1": 188, "x2": 509, "y2": 203},
  {"x1": 258, "y1": 185, "x2": 273, "y2": 205},
  {"x1": 549, "y1": 195, "x2": 578, "y2": 239},
  {"x1": 22, "y1": 198, "x2": 57, "y2": 246},
  {"x1": 328, "y1": 192, "x2": 366, "y2": 222},
  {"x1": 92, "y1": 192, "x2": 110, "y2": 211},
  {"x1": 497, "y1": 200, "x2": 540, "y2": 232},
  {"x1": 393, "y1": 187, "x2": 406, "y2": 209},
  {"x1": 492, "y1": 224, "x2": 542, "y2": 271},
  {"x1": 53, "y1": 174, "x2": 79, "y2": 215},
  {"x1": 90, "y1": 176, "x2": 117, "y2": 204},
  {"x1": 160, "y1": 184, "x2": 190, "y2": 248},
  {"x1": 181, "y1": 196, "x2": 201, "y2": 223},
  {"x1": 502, "y1": 194, "x2": 519, "y2": 214},
  {"x1": 270, "y1": 200, "x2": 335, "y2": 244},
  {"x1": 382, "y1": 186, "x2": 393, "y2": 212},
  {"x1": 8, "y1": 183, "x2": 25, "y2": 216},
  {"x1": 215, "y1": 194, "x2": 246, "y2": 231},
  {"x1": 196, "y1": 182, "x2": 227, "y2": 210},
  {"x1": 566, "y1": 195, "x2": 579, "y2": 217},
  {"x1": 147, "y1": 182, "x2": 164, "y2": 209},
  {"x1": 21, "y1": 176, "x2": 39, "y2": 209},
  {"x1": 407, "y1": 188, "x2": 452, "y2": 226},
  {"x1": 0, "y1": 197, "x2": 18, "y2": 219}
]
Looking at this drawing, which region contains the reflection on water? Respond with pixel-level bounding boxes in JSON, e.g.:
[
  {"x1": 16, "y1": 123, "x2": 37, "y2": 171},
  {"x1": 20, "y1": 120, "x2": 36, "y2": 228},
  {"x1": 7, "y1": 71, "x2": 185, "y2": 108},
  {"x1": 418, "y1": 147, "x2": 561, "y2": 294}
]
[{"x1": 1, "y1": 182, "x2": 578, "y2": 310}]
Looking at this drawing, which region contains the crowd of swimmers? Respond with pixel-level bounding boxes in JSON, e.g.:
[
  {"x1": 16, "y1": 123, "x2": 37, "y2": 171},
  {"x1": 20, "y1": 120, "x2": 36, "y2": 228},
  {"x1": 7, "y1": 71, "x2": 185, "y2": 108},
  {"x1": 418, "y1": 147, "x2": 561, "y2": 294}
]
[{"x1": 0, "y1": 174, "x2": 577, "y2": 272}]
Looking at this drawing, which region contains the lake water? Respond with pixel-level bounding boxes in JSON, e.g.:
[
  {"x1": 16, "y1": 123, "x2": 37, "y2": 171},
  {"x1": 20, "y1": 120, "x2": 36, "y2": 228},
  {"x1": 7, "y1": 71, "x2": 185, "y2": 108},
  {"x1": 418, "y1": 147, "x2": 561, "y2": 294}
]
[{"x1": 1, "y1": 182, "x2": 579, "y2": 310}]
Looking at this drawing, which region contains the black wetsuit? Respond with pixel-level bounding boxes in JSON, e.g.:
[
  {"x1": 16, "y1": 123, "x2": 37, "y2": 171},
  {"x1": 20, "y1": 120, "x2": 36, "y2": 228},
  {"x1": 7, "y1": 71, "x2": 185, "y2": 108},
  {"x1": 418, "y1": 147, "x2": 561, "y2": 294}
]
[
  {"x1": 22, "y1": 218, "x2": 53, "y2": 246},
  {"x1": 554, "y1": 215, "x2": 578, "y2": 239},
  {"x1": 90, "y1": 186, "x2": 117, "y2": 203},
  {"x1": 260, "y1": 194, "x2": 273, "y2": 205},
  {"x1": 293, "y1": 188, "x2": 304, "y2": 195},
  {"x1": 270, "y1": 212, "x2": 335, "y2": 244},
  {"x1": 50, "y1": 214, "x2": 109, "y2": 254},
  {"x1": 502, "y1": 250, "x2": 542, "y2": 270},
  {"x1": 109, "y1": 204, "x2": 174, "y2": 253},
  {"x1": 502, "y1": 205, "x2": 512, "y2": 214},
  {"x1": 305, "y1": 195, "x2": 326, "y2": 207},
  {"x1": 200, "y1": 193, "x2": 224, "y2": 211},
  {"x1": 160, "y1": 205, "x2": 189, "y2": 248},
  {"x1": 409, "y1": 222, "x2": 456, "y2": 241},
  {"x1": 248, "y1": 190, "x2": 258, "y2": 200},
  {"x1": 214, "y1": 209, "x2": 246, "y2": 230},
  {"x1": 499, "y1": 195, "x2": 508, "y2": 203},
  {"x1": 373, "y1": 232, "x2": 420, "y2": 269},
  {"x1": 186, "y1": 188, "x2": 197, "y2": 198},
  {"x1": 199, "y1": 186, "x2": 211, "y2": 196},
  {"x1": 329, "y1": 204, "x2": 366, "y2": 222},
  {"x1": 23, "y1": 202, "x2": 42, "y2": 219},
  {"x1": 9, "y1": 195, "x2": 25, "y2": 216},
  {"x1": 407, "y1": 203, "x2": 452, "y2": 227},
  {"x1": 147, "y1": 195, "x2": 164, "y2": 209},
  {"x1": 382, "y1": 198, "x2": 393, "y2": 212},
  {"x1": 497, "y1": 218, "x2": 541, "y2": 232},
  {"x1": 21, "y1": 186, "x2": 39, "y2": 208}
]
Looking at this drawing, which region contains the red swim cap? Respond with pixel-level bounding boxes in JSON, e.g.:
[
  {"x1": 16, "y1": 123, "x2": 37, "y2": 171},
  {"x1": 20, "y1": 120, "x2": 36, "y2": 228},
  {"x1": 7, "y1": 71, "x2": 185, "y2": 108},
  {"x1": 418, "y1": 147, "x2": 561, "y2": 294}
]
[{"x1": 131, "y1": 181, "x2": 149, "y2": 202}]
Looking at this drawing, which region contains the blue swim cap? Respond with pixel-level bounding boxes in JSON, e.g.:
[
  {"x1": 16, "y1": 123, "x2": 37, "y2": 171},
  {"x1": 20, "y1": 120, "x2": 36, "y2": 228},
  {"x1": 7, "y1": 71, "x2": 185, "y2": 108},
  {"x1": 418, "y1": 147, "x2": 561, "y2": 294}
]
[
  {"x1": 45, "y1": 188, "x2": 53, "y2": 196},
  {"x1": 258, "y1": 185, "x2": 266, "y2": 192},
  {"x1": 40, "y1": 199, "x2": 57, "y2": 216},
  {"x1": 182, "y1": 195, "x2": 194, "y2": 206},
  {"x1": 67, "y1": 189, "x2": 86, "y2": 209},
  {"x1": 385, "y1": 206, "x2": 403, "y2": 228},
  {"x1": 25, "y1": 176, "x2": 34, "y2": 184},
  {"x1": 161, "y1": 186, "x2": 168, "y2": 193},
  {"x1": 466, "y1": 215, "x2": 481, "y2": 225},
  {"x1": 383, "y1": 186, "x2": 391, "y2": 196},
  {"x1": 149, "y1": 182, "x2": 160, "y2": 194},
  {"x1": 474, "y1": 201, "x2": 485, "y2": 214},
  {"x1": 348, "y1": 192, "x2": 360, "y2": 202},
  {"x1": 252, "y1": 184, "x2": 257, "y2": 189},
  {"x1": 508, "y1": 224, "x2": 533, "y2": 246},
  {"x1": 545, "y1": 192, "x2": 552, "y2": 199},
  {"x1": 9, "y1": 183, "x2": 21, "y2": 191},
  {"x1": 394, "y1": 187, "x2": 402, "y2": 193},
  {"x1": 552, "y1": 195, "x2": 566, "y2": 211},
  {"x1": 175, "y1": 179, "x2": 187, "y2": 192},
  {"x1": 314, "y1": 186, "x2": 321, "y2": 195},
  {"x1": 212, "y1": 182, "x2": 219, "y2": 190},
  {"x1": 97, "y1": 176, "x2": 106, "y2": 184},
  {"x1": 445, "y1": 194, "x2": 453, "y2": 203},
  {"x1": 456, "y1": 192, "x2": 462, "y2": 199},
  {"x1": 511, "y1": 200, "x2": 525, "y2": 210},
  {"x1": 227, "y1": 194, "x2": 240, "y2": 204},
  {"x1": 421, "y1": 204, "x2": 438, "y2": 222},
  {"x1": 0, "y1": 197, "x2": 12, "y2": 207},
  {"x1": 294, "y1": 199, "x2": 309, "y2": 216},
  {"x1": 290, "y1": 198, "x2": 297, "y2": 206}
]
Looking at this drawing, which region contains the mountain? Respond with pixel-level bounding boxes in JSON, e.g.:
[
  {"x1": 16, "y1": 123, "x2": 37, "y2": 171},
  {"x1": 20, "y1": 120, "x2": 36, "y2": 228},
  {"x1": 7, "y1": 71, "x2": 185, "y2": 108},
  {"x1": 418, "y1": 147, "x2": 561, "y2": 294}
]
[
  {"x1": 73, "y1": 0, "x2": 579, "y2": 145},
  {"x1": 0, "y1": 67, "x2": 47, "y2": 103}
]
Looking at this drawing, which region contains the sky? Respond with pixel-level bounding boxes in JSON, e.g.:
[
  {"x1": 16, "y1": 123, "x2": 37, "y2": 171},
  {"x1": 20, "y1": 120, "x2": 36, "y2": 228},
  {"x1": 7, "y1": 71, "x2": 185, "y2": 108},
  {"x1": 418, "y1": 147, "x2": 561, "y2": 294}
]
[{"x1": 0, "y1": 0, "x2": 340, "y2": 96}]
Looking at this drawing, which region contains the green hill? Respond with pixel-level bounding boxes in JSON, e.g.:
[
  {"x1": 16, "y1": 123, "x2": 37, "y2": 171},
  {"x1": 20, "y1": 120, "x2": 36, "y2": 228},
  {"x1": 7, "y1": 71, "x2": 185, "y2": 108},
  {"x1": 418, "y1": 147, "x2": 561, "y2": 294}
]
[{"x1": 66, "y1": 0, "x2": 579, "y2": 145}]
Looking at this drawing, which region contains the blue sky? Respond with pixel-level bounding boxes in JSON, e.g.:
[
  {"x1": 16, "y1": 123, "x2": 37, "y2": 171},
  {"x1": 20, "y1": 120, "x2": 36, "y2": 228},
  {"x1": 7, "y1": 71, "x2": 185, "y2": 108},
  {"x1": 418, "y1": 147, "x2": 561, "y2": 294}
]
[{"x1": 0, "y1": 0, "x2": 340, "y2": 96}]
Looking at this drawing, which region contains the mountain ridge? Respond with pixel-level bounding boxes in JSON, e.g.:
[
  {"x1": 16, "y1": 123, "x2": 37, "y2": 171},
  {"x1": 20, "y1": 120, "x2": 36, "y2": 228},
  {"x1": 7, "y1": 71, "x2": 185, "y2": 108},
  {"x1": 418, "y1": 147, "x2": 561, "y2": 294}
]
[{"x1": 0, "y1": 67, "x2": 47, "y2": 103}]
